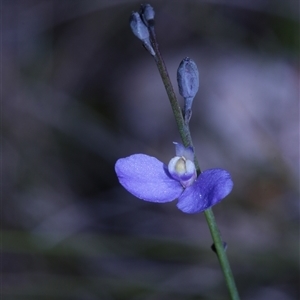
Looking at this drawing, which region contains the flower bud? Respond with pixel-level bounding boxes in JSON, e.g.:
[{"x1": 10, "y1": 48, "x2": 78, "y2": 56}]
[
  {"x1": 177, "y1": 58, "x2": 199, "y2": 123},
  {"x1": 130, "y1": 12, "x2": 149, "y2": 41},
  {"x1": 140, "y1": 4, "x2": 155, "y2": 27},
  {"x1": 129, "y1": 12, "x2": 155, "y2": 56},
  {"x1": 177, "y1": 57, "x2": 199, "y2": 100}
]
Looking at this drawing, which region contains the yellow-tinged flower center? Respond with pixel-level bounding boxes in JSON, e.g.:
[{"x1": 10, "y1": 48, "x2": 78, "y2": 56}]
[
  {"x1": 167, "y1": 154, "x2": 196, "y2": 187},
  {"x1": 175, "y1": 157, "x2": 187, "y2": 174}
]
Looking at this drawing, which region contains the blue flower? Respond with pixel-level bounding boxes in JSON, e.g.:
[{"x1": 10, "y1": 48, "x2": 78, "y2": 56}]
[{"x1": 115, "y1": 143, "x2": 233, "y2": 214}]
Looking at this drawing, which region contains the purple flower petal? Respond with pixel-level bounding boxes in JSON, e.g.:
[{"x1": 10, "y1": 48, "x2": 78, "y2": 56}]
[
  {"x1": 115, "y1": 154, "x2": 183, "y2": 203},
  {"x1": 174, "y1": 142, "x2": 194, "y2": 161},
  {"x1": 177, "y1": 169, "x2": 233, "y2": 213}
]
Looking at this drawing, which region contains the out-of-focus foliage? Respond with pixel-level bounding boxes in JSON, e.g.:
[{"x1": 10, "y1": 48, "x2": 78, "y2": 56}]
[{"x1": 3, "y1": 0, "x2": 299, "y2": 299}]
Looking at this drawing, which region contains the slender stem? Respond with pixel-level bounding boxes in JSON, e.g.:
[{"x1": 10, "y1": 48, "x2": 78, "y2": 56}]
[
  {"x1": 204, "y1": 209, "x2": 240, "y2": 299},
  {"x1": 151, "y1": 36, "x2": 192, "y2": 148},
  {"x1": 148, "y1": 26, "x2": 200, "y2": 172},
  {"x1": 148, "y1": 25, "x2": 240, "y2": 300}
]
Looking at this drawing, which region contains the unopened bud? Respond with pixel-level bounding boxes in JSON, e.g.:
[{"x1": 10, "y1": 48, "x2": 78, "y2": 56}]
[
  {"x1": 130, "y1": 12, "x2": 149, "y2": 41},
  {"x1": 129, "y1": 12, "x2": 155, "y2": 56},
  {"x1": 177, "y1": 57, "x2": 199, "y2": 123},
  {"x1": 140, "y1": 4, "x2": 155, "y2": 27},
  {"x1": 177, "y1": 57, "x2": 199, "y2": 100}
]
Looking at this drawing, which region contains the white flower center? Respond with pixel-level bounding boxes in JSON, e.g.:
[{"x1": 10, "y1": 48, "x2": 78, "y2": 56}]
[{"x1": 168, "y1": 156, "x2": 197, "y2": 187}]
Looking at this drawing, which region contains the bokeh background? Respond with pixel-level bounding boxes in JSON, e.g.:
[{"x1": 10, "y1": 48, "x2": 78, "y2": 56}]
[{"x1": 3, "y1": 0, "x2": 299, "y2": 299}]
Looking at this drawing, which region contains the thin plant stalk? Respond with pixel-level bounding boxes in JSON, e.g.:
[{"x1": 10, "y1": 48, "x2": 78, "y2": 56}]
[{"x1": 148, "y1": 24, "x2": 240, "y2": 300}]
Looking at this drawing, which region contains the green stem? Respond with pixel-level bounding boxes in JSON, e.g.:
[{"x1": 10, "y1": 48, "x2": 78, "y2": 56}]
[
  {"x1": 148, "y1": 27, "x2": 200, "y2": 172},
  {"x1": 148, "y1": 26, "x2": 240, "y2": 300},
  {"x1": 152, "y1": 44, "x2": 192, "y2": 149},
  {"x1": 204, "y1": 209, "x2": 240, "y2": 299}
]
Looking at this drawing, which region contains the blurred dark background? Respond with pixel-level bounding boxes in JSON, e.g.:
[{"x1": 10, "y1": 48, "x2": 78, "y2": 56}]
[{"x1": 2, "y1": 0, "x2": 299, "y2": 299}]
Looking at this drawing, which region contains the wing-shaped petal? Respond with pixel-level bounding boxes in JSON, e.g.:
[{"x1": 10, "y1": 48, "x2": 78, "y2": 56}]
[
  {"x1": 115, "y1": 154, "x2": 183, "y2": 203},
  {"x1": 177, "y1": 169, "x2": 233, "y2": 213}
]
